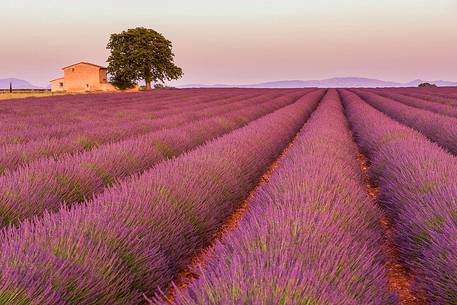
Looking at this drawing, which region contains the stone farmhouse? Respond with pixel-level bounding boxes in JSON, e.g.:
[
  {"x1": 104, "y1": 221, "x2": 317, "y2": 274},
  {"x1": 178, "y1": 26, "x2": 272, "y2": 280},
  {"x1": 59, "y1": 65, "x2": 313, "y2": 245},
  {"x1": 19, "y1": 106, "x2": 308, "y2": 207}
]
[{"x1": 50, "y1": 62, "x2": 117, "y2": 93}]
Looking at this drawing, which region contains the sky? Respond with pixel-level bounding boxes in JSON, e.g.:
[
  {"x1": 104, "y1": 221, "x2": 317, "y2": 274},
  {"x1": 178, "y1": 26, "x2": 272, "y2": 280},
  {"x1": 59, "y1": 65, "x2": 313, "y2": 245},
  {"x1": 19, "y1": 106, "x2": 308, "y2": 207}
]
[{"x1": 1, "y1": 0, "x2": 456, "y2": 87}]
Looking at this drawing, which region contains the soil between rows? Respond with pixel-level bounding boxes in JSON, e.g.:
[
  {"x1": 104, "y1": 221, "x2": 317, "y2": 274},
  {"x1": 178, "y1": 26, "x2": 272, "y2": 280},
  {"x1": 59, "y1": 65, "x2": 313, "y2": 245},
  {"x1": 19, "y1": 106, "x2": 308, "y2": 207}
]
[
  {"x1": 152, "y1": 116, "x2": 305, "y2": 305},
  {"x1": 147, "y1": 93, "x2": 425, "y2": 304},
  {"x1": 357, "y1": 153, "x2": 425, "y2": 305}
]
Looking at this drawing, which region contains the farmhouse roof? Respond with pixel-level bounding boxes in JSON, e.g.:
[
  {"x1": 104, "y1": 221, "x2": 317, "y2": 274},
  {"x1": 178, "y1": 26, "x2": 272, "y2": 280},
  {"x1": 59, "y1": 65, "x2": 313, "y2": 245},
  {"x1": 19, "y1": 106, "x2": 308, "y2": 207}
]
[
  {"x1": 61, "y1": 62, "x2": 107, "y2": 70},
  {"x1": 49, "y1": 77, "x2": 65, "y2": 82}
]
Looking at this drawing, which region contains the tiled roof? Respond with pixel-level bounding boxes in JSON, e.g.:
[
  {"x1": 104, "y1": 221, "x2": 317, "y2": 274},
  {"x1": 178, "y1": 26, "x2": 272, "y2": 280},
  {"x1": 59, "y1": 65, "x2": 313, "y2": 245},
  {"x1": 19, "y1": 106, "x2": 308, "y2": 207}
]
[{"x1": 61, "y1": 62, "x2": 107, "y2": 70}]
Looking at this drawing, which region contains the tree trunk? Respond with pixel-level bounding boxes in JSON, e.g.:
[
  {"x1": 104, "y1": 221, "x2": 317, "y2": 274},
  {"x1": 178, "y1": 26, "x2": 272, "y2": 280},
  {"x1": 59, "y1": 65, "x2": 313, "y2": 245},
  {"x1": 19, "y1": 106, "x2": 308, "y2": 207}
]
[{"x1": 144, "y1": 70, "x2": 153, "y2": 90}]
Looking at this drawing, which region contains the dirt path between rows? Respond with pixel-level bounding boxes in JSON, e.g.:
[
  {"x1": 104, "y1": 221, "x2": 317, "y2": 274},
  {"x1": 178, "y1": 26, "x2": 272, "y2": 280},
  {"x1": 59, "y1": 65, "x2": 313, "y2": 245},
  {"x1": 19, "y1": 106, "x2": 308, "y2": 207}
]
[
  {"x1": 149, "y1": 128, "x2": 302, "y2": 305},
  {"x1": 357, "y1": 153, "x2": 425, "y2": 305}
]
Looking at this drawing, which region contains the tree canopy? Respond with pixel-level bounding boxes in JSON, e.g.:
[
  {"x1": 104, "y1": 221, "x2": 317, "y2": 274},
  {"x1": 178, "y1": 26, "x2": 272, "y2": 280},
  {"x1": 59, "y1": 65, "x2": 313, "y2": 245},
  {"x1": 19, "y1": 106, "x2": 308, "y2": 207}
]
[
  {"x1": 107, "y1": 27, "x2": 183, "y2": 90},
  {"x1": 418, "y1": 82, "x2": 437, "y2": 88}
]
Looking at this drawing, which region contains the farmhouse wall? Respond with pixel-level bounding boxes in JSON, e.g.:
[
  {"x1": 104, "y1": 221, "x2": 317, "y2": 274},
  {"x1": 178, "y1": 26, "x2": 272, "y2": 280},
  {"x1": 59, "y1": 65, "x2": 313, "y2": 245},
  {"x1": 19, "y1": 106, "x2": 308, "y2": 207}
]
[
  {"x1": 50, "y1": 62, "x2": 132, "y2": 93},
  {"x1": 63, "y1": 64, "x2": 108, "y2": 92},
  {"x1": 50, "y1": 78, "x2": 65, "y2": 92}
]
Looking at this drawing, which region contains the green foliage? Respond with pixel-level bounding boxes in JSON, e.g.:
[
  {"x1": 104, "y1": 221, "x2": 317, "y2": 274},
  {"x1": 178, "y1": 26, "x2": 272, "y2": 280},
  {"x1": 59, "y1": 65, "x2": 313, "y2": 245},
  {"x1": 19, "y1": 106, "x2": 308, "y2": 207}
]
[
  {"x1": 153, "y1": 141, "x2": 175, "y2": 159},
  {"x1": 106, "y1": 27, "x2": 183, "y2": 90},
  {"x1": 80, "y1": 162, "x2": 115, "y2": 186},
  {"x1": 0, "y1": 289, "x2": 32, "y2": 305},
  {"x1": 417, "y1": 180, "x2": 436, "y2": 194},
  {"x1": 426, "y1": 214, "x2": 445, "y2": 230},
  {"x1": 74, "y1": 136, "x2": 98, "y2": 150},
  {"x1": 153, "y1": 83, "x2": 176, "y2": 89},
  {"x1": 110, "y1": 74, "x2": 136, "y2": 91},
  {"x1": 418, "y1": 82, "x2": 437, "y2": 88}
]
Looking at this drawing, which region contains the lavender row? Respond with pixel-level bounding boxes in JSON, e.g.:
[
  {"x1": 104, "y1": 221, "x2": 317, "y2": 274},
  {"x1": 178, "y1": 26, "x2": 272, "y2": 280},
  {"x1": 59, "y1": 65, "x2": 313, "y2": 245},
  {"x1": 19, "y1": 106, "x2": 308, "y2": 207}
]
[
  {"x1": 369, "y1": 89, "x2": 457, "y2": 118},
  {"x1": 0, "y1": 90, "x2": 323, "y2": 228},
  {"x1": 0, "y1": 91, "x2": 296, "y2": 173},
  {"x1": 0, "y1": 89, "x2": 202, "y2": 130},
  {"x1": 0, "y1": 90, "x2": 322, "y2": 304},
  {"x1": 0, "y1": 89, "x2": 207, "y2": 121},
  {"x1": 402, "y1": 88, "x2": 457, "y2": 103},
  {"x1": 411, "y1": 88, "x2": 457, "y2": 99},
  {"x1": 0, "y1": 90, "x2": 266, "y2": 145},
  {"x1": 341, "y1": 89, "x2": 457, "y2": 304},
  {"x1": 166, "y1": 90, "x2": 394, "y2": 305},
  {"x1": 0, "y1": 89, "x2": 284, "y2": 125},
  {"x1": 400, "y1": 91, "x2": 457, "y2": 107},
  {"x1": 353, "y1": 89, "x2": 457, "y2": 155},
  {"x1": 0, "y1": 92, "x2": 248, "y2": 168},
  {"x1": 0, "y1": 89, "x2": 299, "y2": 134},
  {"x1": 0, "y1": 88, "x2": 268, "y2": 118},
  {"x1": 0, "y1": 89, "x2": 270, "y2": 136},
  {"x1": 0, "y1": 90, "x2": 261, "y2": 142}
]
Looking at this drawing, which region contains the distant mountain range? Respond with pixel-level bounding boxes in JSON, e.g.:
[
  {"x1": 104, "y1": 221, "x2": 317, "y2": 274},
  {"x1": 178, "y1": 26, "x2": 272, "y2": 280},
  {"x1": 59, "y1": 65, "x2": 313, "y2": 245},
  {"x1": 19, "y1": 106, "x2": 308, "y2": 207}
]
[
  {"x1": 179, "y1": 77, "x2": 457, "y2": 88},
  {"x1": 0, "y1": 78, "x2": 48, "y2": 89},
  {"x1": 1, "y1": 77, "x2": 456, "y2": 90}
]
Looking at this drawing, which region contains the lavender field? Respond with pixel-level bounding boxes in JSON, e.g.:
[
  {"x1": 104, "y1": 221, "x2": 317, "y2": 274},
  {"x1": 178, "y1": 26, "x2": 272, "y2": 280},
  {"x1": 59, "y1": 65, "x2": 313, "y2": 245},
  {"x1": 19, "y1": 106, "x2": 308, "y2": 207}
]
[{"x1": 0, "y1": 87, "x2": 456, "y2": 305}]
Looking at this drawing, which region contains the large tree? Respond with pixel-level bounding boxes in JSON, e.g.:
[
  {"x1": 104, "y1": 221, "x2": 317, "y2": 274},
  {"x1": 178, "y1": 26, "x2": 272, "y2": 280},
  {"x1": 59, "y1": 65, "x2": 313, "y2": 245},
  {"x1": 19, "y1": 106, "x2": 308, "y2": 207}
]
[{"x1": 107, "y1": 27, "x2": 183, "y2": 90}]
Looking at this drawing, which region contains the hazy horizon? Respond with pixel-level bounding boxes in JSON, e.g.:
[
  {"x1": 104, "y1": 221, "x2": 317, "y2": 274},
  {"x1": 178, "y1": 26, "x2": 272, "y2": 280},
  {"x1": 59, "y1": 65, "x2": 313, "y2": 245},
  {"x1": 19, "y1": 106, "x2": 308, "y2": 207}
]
[{"x1": 2, "y1": 0, "x2": 456, "y2": 87}]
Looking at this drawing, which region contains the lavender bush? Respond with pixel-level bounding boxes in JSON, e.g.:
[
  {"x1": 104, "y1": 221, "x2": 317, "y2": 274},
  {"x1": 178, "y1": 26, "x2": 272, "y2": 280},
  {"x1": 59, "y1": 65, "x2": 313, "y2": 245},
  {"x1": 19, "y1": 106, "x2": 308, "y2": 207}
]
[
  {"x1": 167, "y1": 89, "x2": 394, "y2": 305},
  {"x1": 0, "y1": 89, "x2": 274, "y2": 162},
  {"x1": 341, "y1": 89, "x2": 457, "y2": 304},
  {"x1": 0, "y1": 90, "x2": 323, "y2": 227},
  {"x1": 399, "y1": 90, "x2": 457, "y2": 107},
  {"x1": 370, "y1": 89, "x2": 457, "y2": 118},
  {"x1": 0, "y1": 90, "x2": 296, "y2": 173},
  {"x1": 0, "y1": 90, "x2": 322, "y2": 304},
  {"x1": 353, "y1": 89, "x2": 457, "y2": 155}
]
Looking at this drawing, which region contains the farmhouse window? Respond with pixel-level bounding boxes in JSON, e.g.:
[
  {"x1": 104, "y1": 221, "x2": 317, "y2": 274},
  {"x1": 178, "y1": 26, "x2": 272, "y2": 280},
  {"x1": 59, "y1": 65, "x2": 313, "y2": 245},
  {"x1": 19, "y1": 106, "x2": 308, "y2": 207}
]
[{"x1": 59, "y1": 82, "x2": 63, "y2": 87}]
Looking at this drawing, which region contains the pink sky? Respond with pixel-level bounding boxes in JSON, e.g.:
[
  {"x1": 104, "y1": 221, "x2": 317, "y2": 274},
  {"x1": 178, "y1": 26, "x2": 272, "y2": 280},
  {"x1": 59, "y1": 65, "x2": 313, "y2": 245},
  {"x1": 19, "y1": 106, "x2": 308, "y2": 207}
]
[{"x1": 1, "y1": 0, "x2": 456, "y2": 87}]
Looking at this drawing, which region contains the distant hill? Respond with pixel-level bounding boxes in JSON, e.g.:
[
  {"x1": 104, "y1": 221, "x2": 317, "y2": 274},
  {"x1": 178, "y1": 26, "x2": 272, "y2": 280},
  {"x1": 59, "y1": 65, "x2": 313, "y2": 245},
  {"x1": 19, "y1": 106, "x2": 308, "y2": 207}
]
[
  {"x1": 179, "y1": 77, "x2": 457, "y2": 88},
  {"x1": 0, "y1": 78, "x2": 45, "y2": 89},
  {"x1": 2, "y1": 77, "x2": 457, "y2": 90}
]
